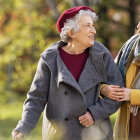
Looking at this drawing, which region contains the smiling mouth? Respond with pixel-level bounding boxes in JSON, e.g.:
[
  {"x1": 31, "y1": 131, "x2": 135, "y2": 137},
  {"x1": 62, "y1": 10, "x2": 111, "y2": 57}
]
[{"x1": 89, "y1": 36, "x2": 94, "y2": 40}]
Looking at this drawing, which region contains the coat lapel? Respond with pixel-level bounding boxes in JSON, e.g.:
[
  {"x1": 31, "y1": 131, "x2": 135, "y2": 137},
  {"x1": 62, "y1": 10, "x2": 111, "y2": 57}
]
[
  {"x1": 78, "y1": 47, "x2": 106, "y2": 93},
  {"x1": 42, "y1": 48, "x2": 87, "y2": 104},
  {"x1": 56, "y1": 54, "x2": 82, "y2": 92},
  {"x1": 56, "y1": 54, "x2": 88, "y2": 105},
  {"x1": 41, "y1": 44, "x2": 83, "y2": 94}
]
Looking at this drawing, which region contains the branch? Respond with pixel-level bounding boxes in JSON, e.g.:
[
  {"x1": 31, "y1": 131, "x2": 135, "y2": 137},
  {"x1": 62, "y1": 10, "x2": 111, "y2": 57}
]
[{"x1": 45, "y1": 0, "x2": 59, "y2": 20}]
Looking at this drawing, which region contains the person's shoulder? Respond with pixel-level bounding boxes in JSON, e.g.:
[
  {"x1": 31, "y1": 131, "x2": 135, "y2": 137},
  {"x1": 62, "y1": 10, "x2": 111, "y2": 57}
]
[
  {"x1": 137, "y1": 33, "x2": 140, "y2": 39},
  {"x1": 41, "y1": 41, "x2": 68, "y2": 56},
  {"x1": 127, "y1": 34, "x2": 140, "y2": 43},
  {"x1": 42, "y1": 42, "x2": 59, "y2": 54},
  {"x1": 91, "y1": 41, "x2": 110, "y2": 53},
  {"x1": 42, "y1": 41, "x2": 65, "y2": 57}
]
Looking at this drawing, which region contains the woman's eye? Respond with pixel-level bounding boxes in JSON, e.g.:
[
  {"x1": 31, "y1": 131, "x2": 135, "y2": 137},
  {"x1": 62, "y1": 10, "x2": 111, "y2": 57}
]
[{"x1": 86, "y1": 24, "x2": 94, "y2": 27}]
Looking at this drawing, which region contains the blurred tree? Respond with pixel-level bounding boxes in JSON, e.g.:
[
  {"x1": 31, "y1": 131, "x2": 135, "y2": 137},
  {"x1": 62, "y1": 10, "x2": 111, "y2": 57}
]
[
  {"x1": 45, "y1": 0, "x2": 59, "y2": 20},
  {"x1": 71, "y1": 0, "x2": 89, "y2": 6},
  {"x1": 94, "y1": 0, "x2": 139, "y2": 51},
  {"x1": 0, "y1": 0, "x2": 59, "y2": 96}
]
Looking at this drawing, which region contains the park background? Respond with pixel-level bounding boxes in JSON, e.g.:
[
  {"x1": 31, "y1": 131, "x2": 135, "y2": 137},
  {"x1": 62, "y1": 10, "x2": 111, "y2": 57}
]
[{"x1": 0, "y1": 0, "x2": 140, "y2": 140}]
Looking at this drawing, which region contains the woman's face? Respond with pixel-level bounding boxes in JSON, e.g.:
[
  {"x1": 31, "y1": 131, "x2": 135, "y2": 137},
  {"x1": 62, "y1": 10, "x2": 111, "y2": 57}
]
[
  {"x1": 72, "y1": 15, "x2": 96, "y2": 49},
  {"x1": 135, "y1": 21, "x2": 140, "y2": 34},
  {"x1": 137, "y1": 21, "x2": 140, "y2": 29}
]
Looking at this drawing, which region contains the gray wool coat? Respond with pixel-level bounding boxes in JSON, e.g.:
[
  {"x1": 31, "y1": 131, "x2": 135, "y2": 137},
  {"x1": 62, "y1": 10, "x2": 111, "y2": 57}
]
[{"x1": 14, "y1": 41, "x2": 124, "y2": 140}]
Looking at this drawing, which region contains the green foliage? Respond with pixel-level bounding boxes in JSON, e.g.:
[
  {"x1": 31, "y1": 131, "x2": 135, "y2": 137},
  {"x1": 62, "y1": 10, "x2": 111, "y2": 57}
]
[{"x1": 0, "y1": 0, "x2": 59, "y2": 96}]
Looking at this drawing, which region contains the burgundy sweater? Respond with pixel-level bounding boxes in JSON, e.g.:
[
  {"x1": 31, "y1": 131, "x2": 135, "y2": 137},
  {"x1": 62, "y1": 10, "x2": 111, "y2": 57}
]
[{"x1": 59, "y1": 47, "x2": 89, "y2": 81}]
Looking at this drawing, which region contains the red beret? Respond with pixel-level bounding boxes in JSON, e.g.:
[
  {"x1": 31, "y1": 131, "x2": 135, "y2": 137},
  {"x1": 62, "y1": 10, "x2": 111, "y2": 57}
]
[{"x1": 56, "y1": 6, "x2": 94, "y2": 32}]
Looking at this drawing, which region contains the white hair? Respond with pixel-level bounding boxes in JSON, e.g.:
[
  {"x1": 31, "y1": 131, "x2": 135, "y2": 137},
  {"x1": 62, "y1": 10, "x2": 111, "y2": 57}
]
[{"x1": 60, "y1": 10, "x2": 98, "y2": 42}]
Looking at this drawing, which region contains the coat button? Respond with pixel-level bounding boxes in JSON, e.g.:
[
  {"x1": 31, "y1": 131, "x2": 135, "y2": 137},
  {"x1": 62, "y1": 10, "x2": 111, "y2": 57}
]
[
  {"x1": 64, "y1": 117, "x2": 69, "y2": 121},
  {"x1": 64, "y1": 91, "x2": 68, "y2": 95}
]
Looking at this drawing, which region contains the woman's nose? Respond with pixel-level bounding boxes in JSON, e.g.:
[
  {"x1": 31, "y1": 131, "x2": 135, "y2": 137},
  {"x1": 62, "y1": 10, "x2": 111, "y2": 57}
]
[{"x1": 91, "y1": 26, "x2": 96, "y2": 34}]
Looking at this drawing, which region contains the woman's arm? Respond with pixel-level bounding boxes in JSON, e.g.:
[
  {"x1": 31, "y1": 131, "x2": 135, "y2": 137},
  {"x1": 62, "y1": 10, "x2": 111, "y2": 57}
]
[
  {"x1": 117, "y1": 88, "x2": 140, "y2": 106},
  {"x1": 130, "y1": 89, "x2": 140, "y2": 105},
  {"x1": 101, "y1": 85, "x2": 140, "y2": 105},
  {"x1": 100, "y1": 84, "x2": 125, "y2": 101},
  {"x1": 12, "y1": 58, "x2": 51, "y2": 139}
]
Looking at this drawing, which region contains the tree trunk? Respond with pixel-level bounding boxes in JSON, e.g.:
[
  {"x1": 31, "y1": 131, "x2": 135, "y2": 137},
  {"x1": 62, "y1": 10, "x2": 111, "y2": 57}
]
[
  {"x1": 97, "y1": 5, "x2": 110, "y2": 49},
  {"x1": 128, "y1": 0, "x2": 136, "y2": 36},
  {"x1": 71, "y1": 0, "x2": 89, "y2": 6},
  {"x1": 45, "y1": 0, "x2": 59, "y2": 20},
  {"x1": 7, "y1": 62, "x2": 13, "y2": 90}
]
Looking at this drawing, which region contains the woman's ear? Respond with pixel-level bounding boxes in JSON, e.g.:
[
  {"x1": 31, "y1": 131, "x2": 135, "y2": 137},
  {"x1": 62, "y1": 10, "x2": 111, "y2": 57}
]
[{"x1": 67, "y1": 30, "x2": 76, "y2": 38}]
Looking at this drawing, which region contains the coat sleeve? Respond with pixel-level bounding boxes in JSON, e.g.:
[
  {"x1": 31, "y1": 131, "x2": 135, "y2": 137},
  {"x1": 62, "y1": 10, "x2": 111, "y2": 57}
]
[
  {"x1": 13, "y1": 57, "x2": 50, "y2": 136},
  {"x1": 88, "y1": 51, "x2": 125, "y2": 121},
  {"x1": 131, "y1": 89, "x2": 140, "y2": 105}
]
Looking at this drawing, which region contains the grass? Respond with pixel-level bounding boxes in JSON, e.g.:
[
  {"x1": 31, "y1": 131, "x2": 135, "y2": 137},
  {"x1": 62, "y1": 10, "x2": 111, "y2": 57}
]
[
  {"x1": 0, "y1": 96, "x2": 42, "y2": 140},
  {"x1": 110, "y1": 112, "x2": 117, "y2": 127},
  {"x1": 0, "y1": 95, "x2": 117, "y2": 140}
]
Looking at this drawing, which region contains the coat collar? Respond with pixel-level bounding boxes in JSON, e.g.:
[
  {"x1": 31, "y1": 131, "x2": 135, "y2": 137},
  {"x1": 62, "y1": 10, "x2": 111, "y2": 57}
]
[
  {"x1": 41, "y1": 41, "x2": 81, "y2": 91},
  {"x1": 41, "y1": 41, "x2": 107, "y2": 93},
  {"x1": 56, "y1": 54, "x2": 83, "y2": 93},
  {"x1": 78, "y1": 48, "x2": 107, "y2": 93}
]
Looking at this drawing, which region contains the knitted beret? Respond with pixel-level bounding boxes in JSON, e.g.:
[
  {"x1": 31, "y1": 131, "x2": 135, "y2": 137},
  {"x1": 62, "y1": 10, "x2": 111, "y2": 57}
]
[{"x1": 56, "y1": 6, "x2": 94, "y2": 32}]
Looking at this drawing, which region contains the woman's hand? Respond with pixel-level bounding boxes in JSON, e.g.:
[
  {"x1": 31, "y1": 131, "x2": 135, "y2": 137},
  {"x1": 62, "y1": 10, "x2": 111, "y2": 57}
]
[
  {"x1": 101, "y1": 85, "x2": 131, "y2": 101},
  {"x1": 79, "y1": 112, "x2": 94, "y2": 127},
  {"x1": 118, "y1": 88, "x2": 131, "y2": 102},
  {"x1": 101, "y1": 85, "x2": 124, "y2": 101},
  {"x1": 12, "y1": 130, "x2": 23, "y2": 140}
]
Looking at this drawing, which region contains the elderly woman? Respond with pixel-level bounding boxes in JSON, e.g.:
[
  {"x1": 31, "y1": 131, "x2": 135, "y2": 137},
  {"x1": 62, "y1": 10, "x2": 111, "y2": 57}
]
[
  {"x1": 101, "y1": 22, "x2": 140, "y2": 140},
  {"x1": 12, "y1": 6, "x2": 124, "y2": 140}
]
